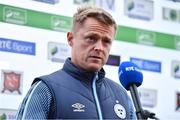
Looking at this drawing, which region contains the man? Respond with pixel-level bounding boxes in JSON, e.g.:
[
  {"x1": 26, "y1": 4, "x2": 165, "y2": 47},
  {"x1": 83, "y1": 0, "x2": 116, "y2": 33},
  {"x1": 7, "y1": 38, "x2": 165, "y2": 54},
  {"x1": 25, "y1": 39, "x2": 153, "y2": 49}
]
[{"x1": 16, "y1": 6, "x2": 136, "y2": 119}]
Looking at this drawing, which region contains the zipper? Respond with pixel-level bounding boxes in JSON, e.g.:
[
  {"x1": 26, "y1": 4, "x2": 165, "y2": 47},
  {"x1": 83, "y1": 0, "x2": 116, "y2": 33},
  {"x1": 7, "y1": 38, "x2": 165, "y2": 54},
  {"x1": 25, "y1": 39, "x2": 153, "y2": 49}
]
[{"x1": 92, "y1": 72, "x2": 103, "y2": 120}]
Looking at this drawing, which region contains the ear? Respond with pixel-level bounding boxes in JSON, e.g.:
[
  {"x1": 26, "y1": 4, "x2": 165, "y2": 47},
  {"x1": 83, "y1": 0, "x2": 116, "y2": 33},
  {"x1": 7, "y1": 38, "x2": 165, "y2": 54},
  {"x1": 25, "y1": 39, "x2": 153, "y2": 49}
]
[{"x1": 67, "y1": 32, "x2": 73, "y2": 46}]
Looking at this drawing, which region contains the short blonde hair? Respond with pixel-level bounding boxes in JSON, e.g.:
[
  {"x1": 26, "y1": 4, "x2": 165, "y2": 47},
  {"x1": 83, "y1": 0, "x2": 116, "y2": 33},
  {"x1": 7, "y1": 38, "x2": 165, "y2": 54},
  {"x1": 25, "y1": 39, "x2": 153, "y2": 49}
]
[{"x1": 72, "y1": 6, "x2": 117, "y2": 31}]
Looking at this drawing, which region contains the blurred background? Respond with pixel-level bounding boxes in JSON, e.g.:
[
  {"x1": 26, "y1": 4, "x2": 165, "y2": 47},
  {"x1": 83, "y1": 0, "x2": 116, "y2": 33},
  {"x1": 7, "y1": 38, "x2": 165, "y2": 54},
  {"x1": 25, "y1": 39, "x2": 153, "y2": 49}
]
[{"x1": 0, "y1": 0, "x2": 180, "y2": 119}]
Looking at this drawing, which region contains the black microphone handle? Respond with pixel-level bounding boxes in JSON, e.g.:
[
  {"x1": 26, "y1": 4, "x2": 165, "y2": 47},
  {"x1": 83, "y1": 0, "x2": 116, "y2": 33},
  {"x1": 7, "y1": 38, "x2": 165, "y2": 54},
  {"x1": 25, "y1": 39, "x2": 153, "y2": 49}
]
[{"x1": 129, "y1": 84, "x2": 145, "y2": 120}]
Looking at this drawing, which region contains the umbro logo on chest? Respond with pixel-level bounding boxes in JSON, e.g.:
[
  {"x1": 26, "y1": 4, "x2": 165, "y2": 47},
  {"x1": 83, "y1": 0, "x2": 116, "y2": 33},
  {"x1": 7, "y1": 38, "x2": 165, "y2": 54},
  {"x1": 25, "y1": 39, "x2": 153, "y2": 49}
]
[{"x1": 72, "y1": 102, "x2": 85, "y2": 112}]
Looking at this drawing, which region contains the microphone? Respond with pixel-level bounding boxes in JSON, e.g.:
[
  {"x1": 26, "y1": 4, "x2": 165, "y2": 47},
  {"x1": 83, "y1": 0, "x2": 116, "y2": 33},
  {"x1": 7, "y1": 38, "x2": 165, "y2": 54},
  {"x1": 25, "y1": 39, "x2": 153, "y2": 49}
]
[
  {"x1": 118, "y1": 61, "x2": 144, "y2": 119},
  {"x1": 118, "y1": 61, "x2": 159, "y2": 120},
  {"x1": 118, "y1": 61, "x2": 143, "y2": 90}
]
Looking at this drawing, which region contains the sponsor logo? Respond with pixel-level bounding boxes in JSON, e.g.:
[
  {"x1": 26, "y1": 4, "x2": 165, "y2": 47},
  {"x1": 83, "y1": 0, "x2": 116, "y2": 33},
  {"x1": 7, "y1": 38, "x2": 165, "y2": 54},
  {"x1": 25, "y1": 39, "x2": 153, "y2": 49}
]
[
  {"x1": 171, "y1": 60, "x2": 180, "y2": 78},
  {"x1": 74, "y1": 0, "x2": 95, "y2": 5},
  {"x1": 176, "y1": 92, "x2": 180, "y2": 111},
  {"x1": 130, "y1": 57, "x2": 161, "y2": 73},
  {"x1": 0, "y1": 109, "x2": 17, "y2": 120},
  {"x1": 125, "y1": 66, "x2": 141, "y2": 72},
  {"x1": 51, "y1": 16, "x2": 72, "y2": 32},
  {"x1": 0, "y1": 38, "x2": 36, "y2": 55},
  {"x1": 72, "y1": 103, "x2": 85, "y2": 112},
  {"x1": 32, "y1": 0, "x2": 59, "y2": 4},
  {"x1": 96, "y1": 0, "x2": 115, "y2": 11},
  {"x1": 136, "y1": 30, "x2": 156, "y2": 46},
  {"x1": 124, "y1": 0, "x2": 154, "y2": 21},
  {"x1": 138, "y1": 88, "x2": 157, "y2": 108},
  {"x1": 163, "y1": 7, "x2": 180, "y2": 22},
  {"x1": 3, "y1": 6, "x2": 27, "y2": 25},
  {"x1": 106, "y1": 54, "x2": 121, "y2": 66},
  {"x1": 48, "y1": 42, "x2": 71, "y2": 63},
  {"x1": 114, "y1": 100, "x2": 126, "y2": 119},
  {"x1": 1, "y1": 70, "x2": 23, "y2": 95}
]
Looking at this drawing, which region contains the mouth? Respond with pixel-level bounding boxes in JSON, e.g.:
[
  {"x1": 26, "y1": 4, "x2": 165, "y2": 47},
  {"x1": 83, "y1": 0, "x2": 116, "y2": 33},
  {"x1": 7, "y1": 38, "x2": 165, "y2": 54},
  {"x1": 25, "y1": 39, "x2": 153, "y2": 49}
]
[
  {"x1": 89, "y1": 55, "x2": 102, "y2": 59},
  {"x1": 88, "y1": 56, "x2": 103, "y2": 63}
]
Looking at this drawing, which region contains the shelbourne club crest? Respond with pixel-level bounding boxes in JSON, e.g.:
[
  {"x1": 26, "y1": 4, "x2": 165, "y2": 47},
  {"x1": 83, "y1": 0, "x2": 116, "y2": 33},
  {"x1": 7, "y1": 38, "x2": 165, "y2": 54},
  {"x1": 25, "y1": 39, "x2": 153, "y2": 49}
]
[{"x1": 1, "y1": 71, "x2": 22, "y2": 94}]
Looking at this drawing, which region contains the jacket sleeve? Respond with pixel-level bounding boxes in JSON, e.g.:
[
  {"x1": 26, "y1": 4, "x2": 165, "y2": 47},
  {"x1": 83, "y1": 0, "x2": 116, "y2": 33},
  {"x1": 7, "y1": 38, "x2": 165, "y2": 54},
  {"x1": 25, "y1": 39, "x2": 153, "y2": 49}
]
[{"x1": 16, "y1": 81, "x2": 53, "y2": 119}]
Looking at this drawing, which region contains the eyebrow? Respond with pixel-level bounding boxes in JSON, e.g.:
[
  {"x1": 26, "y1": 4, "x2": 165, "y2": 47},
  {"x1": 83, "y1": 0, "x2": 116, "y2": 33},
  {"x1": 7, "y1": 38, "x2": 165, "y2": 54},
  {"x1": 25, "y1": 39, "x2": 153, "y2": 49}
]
[{"x1": 84, "y1": 31, "x2": 112, "y2": 40}]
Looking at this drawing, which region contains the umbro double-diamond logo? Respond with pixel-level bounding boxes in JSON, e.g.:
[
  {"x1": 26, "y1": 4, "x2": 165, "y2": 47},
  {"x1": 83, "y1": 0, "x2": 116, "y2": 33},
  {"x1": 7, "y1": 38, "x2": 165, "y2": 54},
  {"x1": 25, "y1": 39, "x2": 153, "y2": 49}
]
[{"x1": 72, "y1": 103, "x2": 85, "y2": 112}]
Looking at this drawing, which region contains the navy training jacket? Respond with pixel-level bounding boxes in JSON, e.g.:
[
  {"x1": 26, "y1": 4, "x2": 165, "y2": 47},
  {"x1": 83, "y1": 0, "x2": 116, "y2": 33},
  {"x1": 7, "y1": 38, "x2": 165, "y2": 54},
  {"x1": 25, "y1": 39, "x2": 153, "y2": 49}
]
[{"x1": 33, "y1": 58, "x2": 136, "y2": 119}]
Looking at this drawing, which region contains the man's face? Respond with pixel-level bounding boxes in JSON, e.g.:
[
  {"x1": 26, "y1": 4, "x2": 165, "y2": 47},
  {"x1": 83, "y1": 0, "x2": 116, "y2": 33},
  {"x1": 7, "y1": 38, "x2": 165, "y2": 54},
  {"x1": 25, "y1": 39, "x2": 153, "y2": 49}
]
[{"x1": 67, "y1": 18, "x2": 116, "y2": 72}]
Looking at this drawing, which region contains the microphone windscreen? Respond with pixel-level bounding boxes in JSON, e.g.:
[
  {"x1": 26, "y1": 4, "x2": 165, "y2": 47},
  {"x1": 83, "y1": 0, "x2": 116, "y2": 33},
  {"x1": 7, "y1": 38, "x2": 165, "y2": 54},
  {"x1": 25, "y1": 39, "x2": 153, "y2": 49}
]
[{"x1": 118, "y1": 61, "x2": 143, "y2": 90}]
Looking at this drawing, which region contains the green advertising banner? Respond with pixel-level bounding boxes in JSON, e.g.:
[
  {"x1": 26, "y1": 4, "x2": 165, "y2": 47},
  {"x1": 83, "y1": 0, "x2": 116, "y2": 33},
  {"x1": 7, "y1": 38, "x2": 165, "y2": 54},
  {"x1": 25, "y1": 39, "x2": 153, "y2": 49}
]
[
  {"x1": 0, "y1": 4, "x2": 72, "y2": 32},
  {"x1": 115, "y1": 26, "x2": 180, "y2": 50},
  {"x1": 0, "y1": 4, "x2": 180, "y2": 51}
]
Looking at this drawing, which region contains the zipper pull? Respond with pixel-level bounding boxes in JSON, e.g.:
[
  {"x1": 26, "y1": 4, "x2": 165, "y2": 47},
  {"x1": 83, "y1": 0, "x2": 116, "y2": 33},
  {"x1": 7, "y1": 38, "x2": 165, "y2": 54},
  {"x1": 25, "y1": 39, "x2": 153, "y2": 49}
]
[{"x1": 95, "y1": 72, "x2": 99, "y2": 81}]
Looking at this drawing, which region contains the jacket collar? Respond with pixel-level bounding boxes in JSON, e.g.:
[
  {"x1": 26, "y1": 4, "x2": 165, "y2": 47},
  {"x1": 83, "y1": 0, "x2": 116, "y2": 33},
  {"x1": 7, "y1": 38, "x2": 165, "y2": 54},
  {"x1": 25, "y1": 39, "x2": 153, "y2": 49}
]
[{"x1": 62, "y1": 58, "x2": 105, "y2": 84}]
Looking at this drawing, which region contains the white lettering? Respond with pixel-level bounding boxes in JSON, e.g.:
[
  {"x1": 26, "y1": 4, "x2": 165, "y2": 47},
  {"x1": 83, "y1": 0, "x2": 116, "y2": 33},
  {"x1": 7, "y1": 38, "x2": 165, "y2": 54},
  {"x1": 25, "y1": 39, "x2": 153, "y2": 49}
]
[
  {"x1": 0, "y1": 40, "x2": 11, "y2": 49},
  {"x1": 144, "y1": 62, "x2": 159, "y2": 71},
  {"x1": 125, "y1": 66, "x2": 141, "y2": 72},
  {"x1": 125, "y1": 66, "x2": 134, "y2": 71},
  {"x1": 12, "y1": 42, "x2": 32, "y2": 52}
]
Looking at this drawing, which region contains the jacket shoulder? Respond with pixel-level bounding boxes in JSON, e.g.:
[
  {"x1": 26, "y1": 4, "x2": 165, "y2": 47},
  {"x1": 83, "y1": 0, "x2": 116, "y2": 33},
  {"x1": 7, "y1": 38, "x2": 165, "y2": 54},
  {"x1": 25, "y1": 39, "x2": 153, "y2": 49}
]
[
  {"x1": 104, "y1": 78, "x2": 127, "y2": 92},
  {"x1": 32, "y1": 70, "x2": 65, "y2": 85}
]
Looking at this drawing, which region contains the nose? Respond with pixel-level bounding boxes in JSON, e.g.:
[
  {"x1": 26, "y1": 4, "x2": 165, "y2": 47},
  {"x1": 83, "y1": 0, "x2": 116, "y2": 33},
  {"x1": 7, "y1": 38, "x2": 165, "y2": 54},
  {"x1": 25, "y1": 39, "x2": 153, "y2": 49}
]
[{"x1": 94, "y1": 40, "x2": 103, "y2": 51}]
